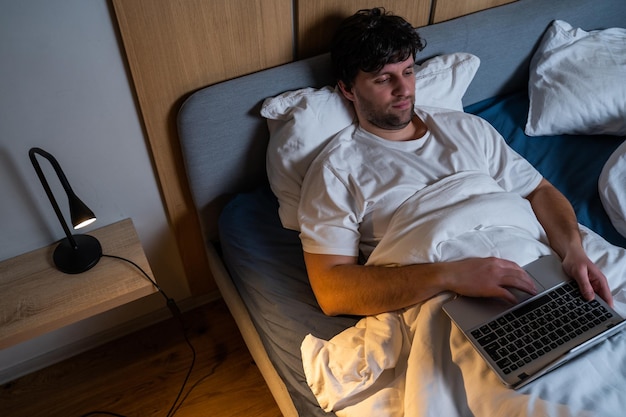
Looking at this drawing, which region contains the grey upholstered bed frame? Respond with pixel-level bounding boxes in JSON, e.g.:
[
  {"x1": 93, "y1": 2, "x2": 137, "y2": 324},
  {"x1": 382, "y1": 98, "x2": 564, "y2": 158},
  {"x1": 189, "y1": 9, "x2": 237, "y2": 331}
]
[{"x1": 177, "y1": 0, "x2": 626, "y2": 415}]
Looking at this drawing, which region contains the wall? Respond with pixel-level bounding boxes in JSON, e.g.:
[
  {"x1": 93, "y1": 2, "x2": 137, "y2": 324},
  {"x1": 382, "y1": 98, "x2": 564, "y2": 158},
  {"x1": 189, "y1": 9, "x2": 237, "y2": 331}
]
[{"x1": 0, "y1": 0, "x2": 192, "y2": 382}]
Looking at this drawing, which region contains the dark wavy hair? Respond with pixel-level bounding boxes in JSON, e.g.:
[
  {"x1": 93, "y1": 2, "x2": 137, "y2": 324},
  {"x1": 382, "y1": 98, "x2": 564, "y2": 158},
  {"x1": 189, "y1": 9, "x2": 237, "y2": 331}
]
[{"x1": 330, "y1": 8, "x2": 426, "y2": 89}]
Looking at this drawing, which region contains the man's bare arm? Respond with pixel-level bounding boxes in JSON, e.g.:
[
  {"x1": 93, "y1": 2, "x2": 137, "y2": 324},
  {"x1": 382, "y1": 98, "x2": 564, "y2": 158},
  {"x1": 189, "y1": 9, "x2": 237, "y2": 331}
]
[{"x1": 304, "y1": 252, "x2": 537, "y2": 316}]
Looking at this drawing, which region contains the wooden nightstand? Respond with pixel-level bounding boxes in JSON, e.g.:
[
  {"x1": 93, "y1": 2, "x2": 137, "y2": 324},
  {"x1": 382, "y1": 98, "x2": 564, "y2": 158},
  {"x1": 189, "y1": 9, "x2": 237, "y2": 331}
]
[{"x1": 0, "y1": 218, "x2": 157, "y2": 349}]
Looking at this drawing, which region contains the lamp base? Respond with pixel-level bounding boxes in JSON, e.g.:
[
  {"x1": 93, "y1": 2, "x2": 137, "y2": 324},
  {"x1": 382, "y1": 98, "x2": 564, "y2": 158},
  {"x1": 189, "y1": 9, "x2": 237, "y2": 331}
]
[{"x1": 53, "y1": 234, "x2": 102, "y2": 274}]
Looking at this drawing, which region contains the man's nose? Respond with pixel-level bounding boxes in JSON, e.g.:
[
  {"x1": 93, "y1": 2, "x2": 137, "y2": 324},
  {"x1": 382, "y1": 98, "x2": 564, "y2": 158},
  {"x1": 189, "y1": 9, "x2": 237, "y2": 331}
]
[{"x1": 393, "y1": 77, "x2": 413, "y2": 96}]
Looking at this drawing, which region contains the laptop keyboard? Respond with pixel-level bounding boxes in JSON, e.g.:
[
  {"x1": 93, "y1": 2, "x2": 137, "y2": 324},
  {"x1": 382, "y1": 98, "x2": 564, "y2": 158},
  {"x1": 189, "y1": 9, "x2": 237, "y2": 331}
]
[{"x1": 471, "y1": 281, "x2": 615, "y2": 375}]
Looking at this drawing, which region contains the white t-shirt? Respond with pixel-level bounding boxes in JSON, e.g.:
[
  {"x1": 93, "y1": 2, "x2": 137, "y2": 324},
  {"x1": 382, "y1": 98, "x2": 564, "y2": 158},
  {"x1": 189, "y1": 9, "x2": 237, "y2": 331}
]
[{"x1": 298, "y1": 107, "x2": 543, "y2": 259}]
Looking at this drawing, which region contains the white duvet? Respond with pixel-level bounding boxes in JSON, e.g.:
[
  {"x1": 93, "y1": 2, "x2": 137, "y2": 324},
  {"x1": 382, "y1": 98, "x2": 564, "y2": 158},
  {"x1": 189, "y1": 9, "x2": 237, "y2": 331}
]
[{"x1": 301, "y1": 172, "x2": 626, "y2": 417}]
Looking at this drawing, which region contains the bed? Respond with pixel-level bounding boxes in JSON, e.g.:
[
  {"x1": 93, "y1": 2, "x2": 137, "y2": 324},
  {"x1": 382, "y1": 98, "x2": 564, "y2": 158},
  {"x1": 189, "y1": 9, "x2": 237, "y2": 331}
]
[{"x1": 177, "y1": 0, "x2": 626, "y2": 415}]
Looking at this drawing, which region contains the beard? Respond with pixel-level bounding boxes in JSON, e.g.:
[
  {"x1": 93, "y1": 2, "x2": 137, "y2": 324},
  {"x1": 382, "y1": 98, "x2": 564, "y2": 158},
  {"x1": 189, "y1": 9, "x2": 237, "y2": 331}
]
[{"x1": 357, "y1": 95, "x2": 415, "y2": 131}]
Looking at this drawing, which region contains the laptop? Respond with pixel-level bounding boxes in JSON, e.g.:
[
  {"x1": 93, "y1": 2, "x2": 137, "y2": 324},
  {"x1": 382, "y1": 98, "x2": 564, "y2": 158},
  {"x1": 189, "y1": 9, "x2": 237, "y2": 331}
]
[{"x1": 442, "y1": 254, "x2": 626, "y2": 389}]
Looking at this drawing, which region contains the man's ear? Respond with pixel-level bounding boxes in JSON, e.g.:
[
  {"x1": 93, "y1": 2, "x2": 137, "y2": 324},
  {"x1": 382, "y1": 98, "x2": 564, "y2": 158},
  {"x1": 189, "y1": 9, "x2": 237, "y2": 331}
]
[{"x1": 338, "y1": 80, "x2": 355, "y2": 102}]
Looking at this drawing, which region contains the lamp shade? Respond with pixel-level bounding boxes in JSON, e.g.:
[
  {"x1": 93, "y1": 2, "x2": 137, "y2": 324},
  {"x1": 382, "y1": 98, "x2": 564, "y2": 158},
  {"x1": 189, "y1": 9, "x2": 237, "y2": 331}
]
[
  {"x1": 29, "y1": 147, "x2": 102, "y2": 274},
  {"x1": 68, "y1": 190, "x2": 97, "y2": 229}
]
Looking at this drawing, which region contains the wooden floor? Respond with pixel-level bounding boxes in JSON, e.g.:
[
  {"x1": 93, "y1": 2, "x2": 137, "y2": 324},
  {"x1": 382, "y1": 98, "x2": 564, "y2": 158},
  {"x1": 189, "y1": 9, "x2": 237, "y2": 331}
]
[{"x1": 1, "y1": 299, "x2": 282, "y2": 417}]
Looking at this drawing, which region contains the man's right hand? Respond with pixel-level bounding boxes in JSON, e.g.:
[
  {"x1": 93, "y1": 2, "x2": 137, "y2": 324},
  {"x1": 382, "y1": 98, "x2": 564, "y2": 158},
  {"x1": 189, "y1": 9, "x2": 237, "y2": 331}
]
[{"x1": 440, "y1": 257, "x2": 538, "y2": 304}]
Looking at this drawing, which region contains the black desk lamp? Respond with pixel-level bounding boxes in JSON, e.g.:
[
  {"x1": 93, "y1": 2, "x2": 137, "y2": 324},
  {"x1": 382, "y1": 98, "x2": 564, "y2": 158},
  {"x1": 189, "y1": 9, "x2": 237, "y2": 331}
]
[{"x1": 29, "y1": 147, "x2": 102, "y2": 274}]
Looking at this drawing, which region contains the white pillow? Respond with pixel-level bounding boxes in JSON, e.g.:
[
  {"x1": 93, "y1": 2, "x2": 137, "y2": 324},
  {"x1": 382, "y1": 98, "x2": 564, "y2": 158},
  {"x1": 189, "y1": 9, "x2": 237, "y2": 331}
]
[
  {"x1": 262, "y1": 52, "x2": 480, "y2": 230},
  {"x1": 525, "y1": 20, "x2": 626, "y2": 136},
  {"x1": 599, "y1": 140, "x2": 626, "y2": 238}
]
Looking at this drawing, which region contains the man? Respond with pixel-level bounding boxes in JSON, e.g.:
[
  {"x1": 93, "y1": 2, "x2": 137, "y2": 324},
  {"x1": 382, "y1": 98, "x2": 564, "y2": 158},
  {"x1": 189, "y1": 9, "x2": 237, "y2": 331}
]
[{"x1": 297, "y1": 8, "x2": 613, "y2": 317}]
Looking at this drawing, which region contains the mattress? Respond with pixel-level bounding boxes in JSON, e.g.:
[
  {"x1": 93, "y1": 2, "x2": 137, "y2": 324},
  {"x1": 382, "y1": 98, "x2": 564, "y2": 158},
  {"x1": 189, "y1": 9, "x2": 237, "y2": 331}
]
[{"x1": 218, "y1": 91, "x2": 626, "y2": 416}]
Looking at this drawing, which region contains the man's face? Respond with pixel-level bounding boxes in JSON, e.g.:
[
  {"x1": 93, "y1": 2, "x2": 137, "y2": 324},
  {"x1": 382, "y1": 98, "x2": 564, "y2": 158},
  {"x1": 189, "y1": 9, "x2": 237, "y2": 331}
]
[{"x1": 340, "y1": 56, "x2": 416, "y2": 134}]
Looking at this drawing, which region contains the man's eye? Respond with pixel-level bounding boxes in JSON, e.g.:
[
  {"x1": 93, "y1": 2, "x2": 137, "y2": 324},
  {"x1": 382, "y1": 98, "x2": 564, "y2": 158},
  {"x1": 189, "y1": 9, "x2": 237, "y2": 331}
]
[{"x1": 375, "y1": 77, "x2": 390, "y2": 84}]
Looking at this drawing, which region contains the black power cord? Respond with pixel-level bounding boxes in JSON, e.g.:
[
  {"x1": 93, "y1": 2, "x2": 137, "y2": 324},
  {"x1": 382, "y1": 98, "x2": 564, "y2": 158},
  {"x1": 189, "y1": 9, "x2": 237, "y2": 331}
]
[{"x1": 79, "y1": 254, "x2": 198, "y2": 417}]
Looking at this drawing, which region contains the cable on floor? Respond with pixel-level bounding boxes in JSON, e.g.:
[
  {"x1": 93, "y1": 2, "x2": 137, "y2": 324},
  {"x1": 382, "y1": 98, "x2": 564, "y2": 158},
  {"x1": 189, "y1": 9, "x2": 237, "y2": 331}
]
[{"x1": 79, "y1": 254, "x2": 198, "y2": 417}]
